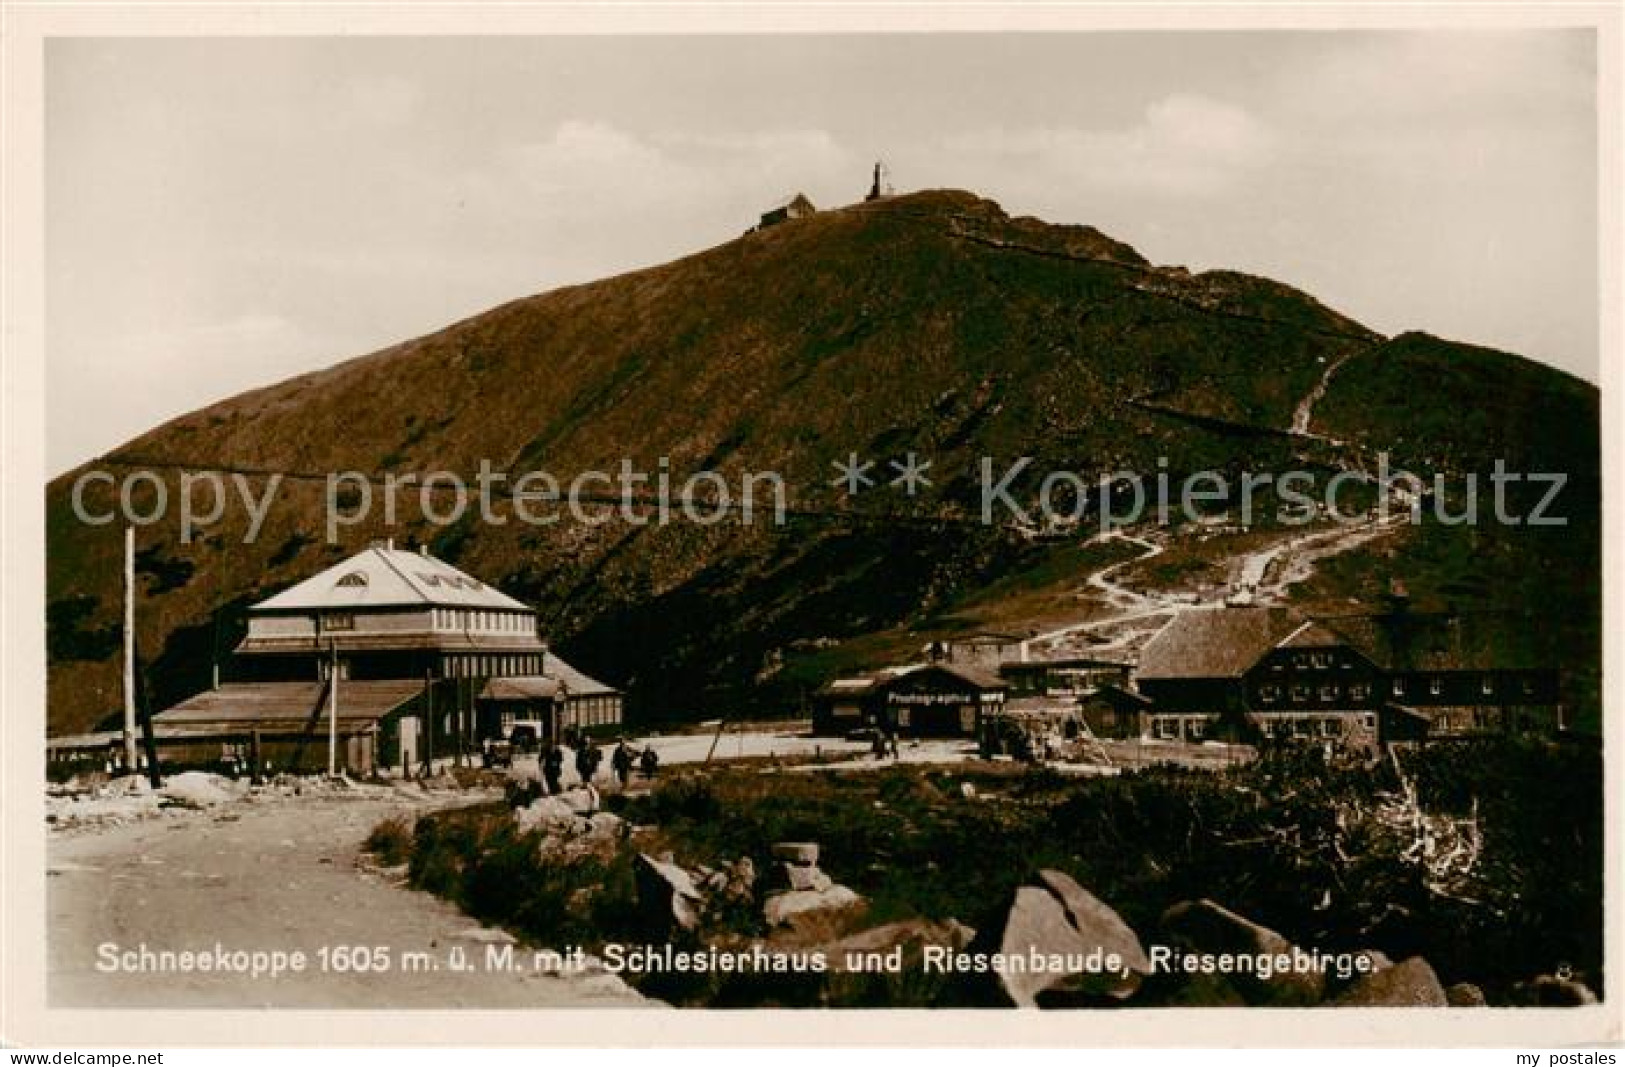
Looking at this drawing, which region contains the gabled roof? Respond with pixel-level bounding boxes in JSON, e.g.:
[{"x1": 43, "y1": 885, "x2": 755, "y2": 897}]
[
  {"x1": 541, "y1": 653, "x2": 619, "y2": 697},
  {"x1": 252, "y1": 545, "x2": 531, "y2": 613},
  {"x1": 1135, "y1": 607, "x2": 1303, "y2": 681},
  {"x1": 478, "y1": 654, "x2": 619, "y2": 700},
  {"x1": 765, "y1": 192, "x2": 815, "y2": 213},
  {"x1": 1080, "y1": 683, "x2": 1155, "y2": 709},
  {"x1": 894, "y1": 662, "x2": 1008, "y2": 691},
  {"x1": 815, "y1": 665, "x2": 919, "y2": 698},
  {"x1": 1275, "y1": 619, "x2": 1355, "y2": 650},
  {"x1": 155, "y1": 680, "x2": 421, "y2": 729},
  {"x1": 817, "y1": 675, "x2": 885, "y2": 697},
  {"x1": 1321, "y1": 612, "x2": 1554, "y2": 673},
  {"x1": 480, "y1": 676, "x2": 562, "y2": 702}
]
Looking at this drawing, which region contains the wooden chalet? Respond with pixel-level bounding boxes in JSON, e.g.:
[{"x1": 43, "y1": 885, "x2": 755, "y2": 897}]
[
  {"x1": 151, "y1": 541, "x2": 621, "y2": 775},
  {"x1": 1133, "y1": 605, "x2": 1563, "y2": 747}
]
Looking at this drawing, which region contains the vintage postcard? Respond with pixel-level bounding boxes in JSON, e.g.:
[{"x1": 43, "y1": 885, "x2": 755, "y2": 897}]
[{"x1": 2, "y1": 1, "x2": 1620, "y2": 1050}]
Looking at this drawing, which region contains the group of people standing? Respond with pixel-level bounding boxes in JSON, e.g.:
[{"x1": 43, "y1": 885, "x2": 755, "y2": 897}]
[{"x1": 536, "y1": 734, "x2": 659, "y2": 794}]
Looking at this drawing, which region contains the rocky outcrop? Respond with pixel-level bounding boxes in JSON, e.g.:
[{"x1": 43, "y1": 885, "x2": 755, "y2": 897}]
[
  {"x1": 513, "y1": 796, "x2": 580, "y2": 834},
  {"x1": 158, "y1": 771, "x2": 236, "y2": 808},
  {"x1": 512, "y1": 793, "x2": 625, "y2": 862},
  {"x1": 764, "y1": 885, "x2": 863, "y2": 929},
  {"x1": 1159, "y1": 899, "x2": 1324, "y2": 1006},
  {"x1": 762, "y1": 841, "x2": 863, "y2": 934},
  {"x1": 1332, "y1": 956, "x2": 1447, "y2": 1007},
  {"x1": 823, "y1": 918, "x2": 976, "y2": 973},
  {"x1": 1512, "y1": 974, "x2": 1599, "y2": 1006},
  {"x1": 972, "y1": 870, "x2": 1150, "y2": 1007},
  {"x1": 634, "y1": 852, "x2": 704, "y2": 936}
]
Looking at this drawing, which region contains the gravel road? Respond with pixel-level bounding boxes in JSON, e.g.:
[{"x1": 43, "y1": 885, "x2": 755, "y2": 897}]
[{"x1": 47, "y1": 790, "x2": 644, "y2": 1008}]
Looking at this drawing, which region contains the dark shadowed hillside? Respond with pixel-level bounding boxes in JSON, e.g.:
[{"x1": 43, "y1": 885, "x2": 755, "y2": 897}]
[{"x1": 45, "y1": 190, "x2": 1600, "y2": 734}]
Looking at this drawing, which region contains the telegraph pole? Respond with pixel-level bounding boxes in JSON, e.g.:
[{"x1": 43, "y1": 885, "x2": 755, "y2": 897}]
[
  {"x1": 122, "y1": 525, "x2": 138, "y2": 773},
  {"x1": 328, "y1": 639, "x2": 340, "y2": 778}
]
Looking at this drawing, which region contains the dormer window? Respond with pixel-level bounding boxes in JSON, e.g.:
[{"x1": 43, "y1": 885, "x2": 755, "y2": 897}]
[{"x1": 335, "y1": 572, "x2": 368, "y2": 588}]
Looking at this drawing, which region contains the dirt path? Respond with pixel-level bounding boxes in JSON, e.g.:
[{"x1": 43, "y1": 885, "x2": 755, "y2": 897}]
[
  {"x1": 1024, "y1": 508, "x2": 1402, "y2": 662},
  {"x1": 47, "y1": 792, "x2": 644, "y2": 1008},
  {"x1": 1290, "y1": 351, "x2": 1357, "y2": 438}
]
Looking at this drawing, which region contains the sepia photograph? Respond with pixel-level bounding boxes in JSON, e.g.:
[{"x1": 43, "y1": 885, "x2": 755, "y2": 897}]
[{"x1": 3, "y1": 2, "x2": 1620, "y2": 1051}]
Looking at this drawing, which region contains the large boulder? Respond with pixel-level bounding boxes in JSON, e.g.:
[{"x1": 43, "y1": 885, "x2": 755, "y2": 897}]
[
  {"x1": 158, "y1": 772, "x2": 234, "y2": 808},
  {"x1": 558, "y1": 785, "x2": 600, "y2": 816},
  {"x1": 1036, "y1": 870, "x2": 1151, "y2": 989},
  {"x1": 1332, "y1": 956, "x2": 1447, "y2": 1007},
  {"x1": 772, "y1": 842, "x2": 820, "y2": 865},
  {"x1": 781, "y1": 862, "x2": 834, "y2": 893},
  {"x1": 763, "y1": 885, "x2": 863, "y2": 930},
  {"x1": 824, "y1": 919, "x2": 976, "y2": 973},
  {"x1": 1446, "y1": 982, "x2": 1488, "y2": 1007},
  {"x1": 514, "y1": 796, "x2": 580, "y2": 834},
  {"x1": 1159, "y1": 899, "x2": 1324, "y2": 1006},
  {"x1": 1324, "y1": 949, "x2": 1394, "y2": 998},
  {"x1": 1512, "y1": 974, "x2": 1599, "y2": 1006},
  {"x1": 973, "y1": 872, "x2": 1150, "y2": 1006},
  {"x1": 635, "y1": 852, "x2": 704, "y2": 935}
]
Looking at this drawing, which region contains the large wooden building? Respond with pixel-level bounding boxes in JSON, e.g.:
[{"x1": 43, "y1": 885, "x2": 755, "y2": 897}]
[
  {"x1": 153, "y1": 541, "x2": 621, "y2": 775},
  {"x1": 1134, "y1": 606, "x2": 1563, "y2": 747}
]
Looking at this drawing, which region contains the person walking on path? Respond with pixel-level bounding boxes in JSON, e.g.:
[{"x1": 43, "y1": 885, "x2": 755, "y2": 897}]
[
  {"x1": 611, "y1": 739, "x2": 634, "y2": 788},
  {"x1": 542, "y1": 742, "x2": 565, "y2": 795}
]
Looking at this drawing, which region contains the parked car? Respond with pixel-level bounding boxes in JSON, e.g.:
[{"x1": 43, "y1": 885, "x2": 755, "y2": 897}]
[{"x1": 506, "y1": 722, "x2": 544, "y2": 753}]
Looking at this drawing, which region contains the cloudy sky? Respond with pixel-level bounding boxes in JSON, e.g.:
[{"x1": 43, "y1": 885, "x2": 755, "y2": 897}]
[{"x1": 47, "y1": 31, "x2": 1596, "y2": 474}]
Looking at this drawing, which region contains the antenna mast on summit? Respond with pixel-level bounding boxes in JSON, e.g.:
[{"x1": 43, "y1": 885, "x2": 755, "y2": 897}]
[{"x1": 866, "y1": 160, "x2": 892, "y2": 202}]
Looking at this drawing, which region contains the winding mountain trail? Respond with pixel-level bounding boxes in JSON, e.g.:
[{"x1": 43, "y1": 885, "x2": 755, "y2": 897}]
[
  {"x1": 1024, "y1": 509, "x2": 1405, "y2": 662},
  {"x1": 1290, "y1": 350, "x2": 1359, "y2": 437},
  {"x1": 1085, "y1": 532, "x2": 1166, "y2": 610}
]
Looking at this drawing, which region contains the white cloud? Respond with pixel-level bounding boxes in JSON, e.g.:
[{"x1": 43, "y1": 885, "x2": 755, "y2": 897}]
[
  {"x1": 1281, "y1": 32, "x2": 1592, "y2": 125},
  {"x1": 947, "y1": 93, "x2": 1275, "y2": 198}
]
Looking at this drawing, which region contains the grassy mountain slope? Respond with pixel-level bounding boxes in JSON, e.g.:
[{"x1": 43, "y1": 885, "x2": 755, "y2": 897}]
[{"x1": 45, "y1": 191, "x2": 1599, "y2": 733}]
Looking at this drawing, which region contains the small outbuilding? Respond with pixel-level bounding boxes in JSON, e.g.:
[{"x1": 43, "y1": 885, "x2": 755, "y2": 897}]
[
  {"x1": 883, "y1": 663, "x2": 1007, "y2": 739},
  {"x1": 758, "y1": 193, "x2": 816, "y2": 229}
]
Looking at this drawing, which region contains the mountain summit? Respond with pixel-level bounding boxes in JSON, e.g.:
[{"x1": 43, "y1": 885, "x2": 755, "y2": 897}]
[{"x1": 46, "y1": 190, "x2": 1598, "y2": 733}]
